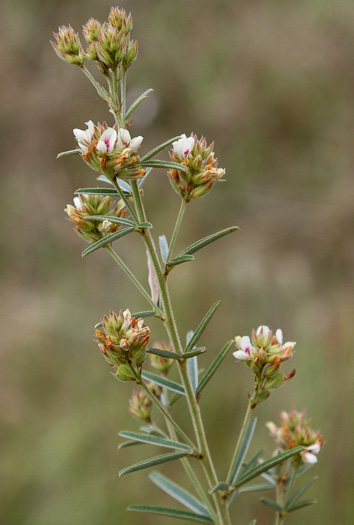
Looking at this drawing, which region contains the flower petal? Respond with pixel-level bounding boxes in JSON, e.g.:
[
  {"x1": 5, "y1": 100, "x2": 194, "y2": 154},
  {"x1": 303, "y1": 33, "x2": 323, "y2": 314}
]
[
  {"x1": 257, "y1": 325, "x2": 270, "y2": 337},
  {"x1": 233, "y1": 350, "x2": 252, "y2": 361},
  {"x1": 240, "y1": 335, "x2": 251, "y2": 353},
  {"x1": 130, "y1": 135, "x2": 143, "y2": 151},
  {"x1": 183, "y1": 136, "x2": 194, "y2": 157},
  {"x1": 303, "y1": 452, "x2": 318, "y2": 464},
  {"x1": 119, "y1": 128, "x2": 131, "y2": 147},
  {"x1": 275, "y1": 329, "x2": 283, "y2": 344}
]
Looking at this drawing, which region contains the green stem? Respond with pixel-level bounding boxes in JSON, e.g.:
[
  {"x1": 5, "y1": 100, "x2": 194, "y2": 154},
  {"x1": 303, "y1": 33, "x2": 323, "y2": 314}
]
[
  {"x1": 105, "y1": 246, "x2": 164, "y2": 317},
  {"x1": 284, "y1": 465, "x2": 298, "y2": 507},
  {"x1": 226, "y1": 401, "x2": 253, "y2": 485},
  {"x1": 111, "y1": 179, "x2": 139, "y2": 224},
  {"x1": 165, "y1": 199, "x2": 187, "y2": 264},
  {"x1": 130, "y1": 179, "x2": 231, "y2": 525},
  {"x1": 120, "y1": 71, "x2": 127, "y2": 124}
]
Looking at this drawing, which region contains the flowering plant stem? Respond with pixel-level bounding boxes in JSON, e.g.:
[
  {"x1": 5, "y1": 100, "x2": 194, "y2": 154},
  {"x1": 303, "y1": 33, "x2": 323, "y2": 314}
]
[
  {"x1": 130, "y1": 179, "x2": 231, "y2": 524},
  {"x1": 166, "y1": 199, "x2": 187, "y2": 263}
]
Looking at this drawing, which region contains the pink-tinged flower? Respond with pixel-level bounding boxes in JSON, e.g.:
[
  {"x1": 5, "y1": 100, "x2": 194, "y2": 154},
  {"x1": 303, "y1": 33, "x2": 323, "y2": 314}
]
[
  {"x1": 117, "y1": 128, "x2": 143, "y2": 151},
  {"x1": 73, "y1": 120, "x2": 95, "y2": 152},
  {"x1": 172, "y1": 134, "x2": 195, "y2": 158},
  {"x1": 256, "y1": 325, "x2": 271, "y2": 337},
  {"x1": 275, "y1": 329, "x2": 283, "y2": 344},
  {"x1": 303, "y1": 444, "x2": 321, "y2": 464},
  {"x1": 233, "y1": 335, "x2": 253, "y2": 361},
  {"x1": 96, "y1": 127, "x2": 117, "y2": 154}
]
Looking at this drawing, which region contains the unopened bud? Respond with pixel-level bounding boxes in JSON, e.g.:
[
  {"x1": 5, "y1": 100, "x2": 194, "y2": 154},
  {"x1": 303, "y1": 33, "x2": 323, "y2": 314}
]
[{"x1": 116, "y1": 364, "x2": 136, "y2": 382}]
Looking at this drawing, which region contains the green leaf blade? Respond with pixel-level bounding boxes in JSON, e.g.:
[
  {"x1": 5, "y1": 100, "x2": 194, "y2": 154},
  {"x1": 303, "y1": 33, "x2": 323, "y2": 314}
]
[
  {"x1": 285, "y1": 477, "x2": 319, "y2": 509},
  {"x1": 75, "y1": 187, "x2": 122, "y2": 196},
  {"x1": 260, "y1": 498, "x2": 283, "y2": 512},
  {"x1": 128, "y1": 505, "x2": 213, "y2": 523},
  {"x1": 185, "y1": 301, "x2": 221, "y2": 353},
  {"x1": 166, "y1": 254, "x2": 195, "y2": 269},
  {"x1": 126, "y1": 88, "x2": 154, "y2": 120},
  {"x1": 287, "y1": 498, "x2": 317, "y2": 513},
  {"x1": 196, "y1": 340, "x2": 233, "y2": 396},
  {"x1": 57, "y1": 149, "x2": 81, "y2": 158},
  {"x1": 119, "y1": 451, "x2": 188, "y2": 477},
  {"x1": 119, "y1": 431, "x2": 191, "y2": 452},
  {"x1": 141, "y1": 136, "x2": 182, "y2": 162},
  {"x1": 178, "y1": 226, "x2": 239, "y2": 257},
  {"x1": 140, "y1": 160, "x2": 188, "y2": 172},
  {"x1": 149, "y1": 471, "x2": 211, "y2": 518},
  {"x1": 131, "y1": 310, "x2": 156, "y2": 319},
  {"x1": 141, "y1": 371, "x2": 186, "y2": 395},
  {"x1": 84, "y1": 215, "x2": 136, "y2": 227},
  {"x1": 230, "y1": 418, "x2": 258, "y2": 486},
  {"x1": 147, "y1": 348, "x2": 182, "y2": 360},
  {"x1": 82, "y1": 227, "x2": 135, "y2": 257}
]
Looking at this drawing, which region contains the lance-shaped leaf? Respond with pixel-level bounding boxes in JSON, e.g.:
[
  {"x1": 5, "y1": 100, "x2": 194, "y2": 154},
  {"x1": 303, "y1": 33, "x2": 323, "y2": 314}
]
[
  {"x1": 260, "y1": 498, "x2": 283, "y2": 512},
  {"x1": 138, "y1": 167, "x2": 153, "y2": 187},
  {"x1": 140, "y1": 160, "x2": 188, "y2": 172},
  {"x1": 286, "y1": 498, "x2": 317, "y2": 513},
  {"x1": 128, "y1": 505, "x2": 213, "y2": 523},
  {"x1": 75, "y1": 187, "x2": 122, "y2": 196},
  {"x1": 285, "y1": 477, "x2": 319, "y2": 509},
  {"x1": 188, "y1": 356, "x2": 198, "y2": 391},
  {"x1": 57, "y1": 149, "x2": 81, "y2": 158},
  {"x1": 232, "y1": 447, "x2": 304, "y2": 489},
  {"x1": 82, "y1": 227, "x2": 135, "y2": 257},
  {"x1": 239, "y1": 483, "x2": 274, "y2": 494},
  {"x1": 178, "y1": 226, "x2": 239, "y2": 258},
  {"x1": 149, "y1": 471, "x2": 211, "y2": 518},
  {"x1": 141, "y1": 371, "x2": 186, "y2": 395},
  {"x1": 166, "y1": 254, "x2": 195, "y2": 269},
  {"x1": 140, "y1": 425, "x2": 168, "y2": 438},
  {"x1": 118, "y1": 441, "x2": 143, "y2": 450},
  {"x1": 126, "y1": 88, "x2": 154, "y2": 120},
  {"x1": 119, "y1": 431, "x2": 191, "y2": 452},
  {"x1": 209, "y1": 482, "x2": 230, "y2": 495},
  {"x1": 228, "y1": 449, "x2": 264, "y2": 507},
  {"x1": 131, "y1": 310, "x2": 156, "y2": 319},
  {"x1": 119, "y1": 451, "x2": 188, "y2": 477},
  {"x1": 229, "y1": 418, "x2": 258, "y2": 486},
  {"x1": 84, "y1": 215, "x2": 137, "y2": 227},
  {"x1": 196, "y1": 340, "x2": 233, "y2": 396},
  {"x1": 159, "y1": 235, "x2": 169, "y2": 264},
  {"x1": 147, "y1": 347, "x2": 182, "y2": 360},
  {"x1": 141, "y1": 136, "x2": 183, "y2": 162},
  {"x1": 185, "y1": 301, "x2": 221, "y2": 353}
]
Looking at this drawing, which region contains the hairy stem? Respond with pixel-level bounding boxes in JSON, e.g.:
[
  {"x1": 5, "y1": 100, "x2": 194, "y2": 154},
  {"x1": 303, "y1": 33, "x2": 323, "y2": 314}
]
[
  {"x1": 130, "y1": 179, "x2": 231, "y2": 525},
  {"x1": 165, "y1": 199, "x2": 187, "y2": 264}
]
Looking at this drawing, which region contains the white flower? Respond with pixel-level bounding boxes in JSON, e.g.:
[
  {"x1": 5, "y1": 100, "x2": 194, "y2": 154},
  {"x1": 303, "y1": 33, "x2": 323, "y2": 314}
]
[
  {"x1": 256, "y1": 325, "x2": 270, "y2": 337},
  {"x1": 172, "y1": 134, "x2": 195, "y2": 158},
  {"x1": 73, "y1": 120, "x2": 95, "y2": 152},
  {"x1": 233, "y1": 335, "x2": 253, "y2": 361},
  {"x1": 303, "y1": 444, "x2": 321, "y2": 464},
  {"x1": 282, "y1": 341, "x2": 296, "y2": 351},
  {"x1": 73, "y1": 196, "x2": 83, "y2": 210},
  {"x1": 117, "y1": 128, "x2": 143, "y2": 151},
  {"x1": 275, "y1": 329, "x2": 283, "y2": 344},
  {"x1": 96, "y1": 128, "x2": 118, "y2": 154}
]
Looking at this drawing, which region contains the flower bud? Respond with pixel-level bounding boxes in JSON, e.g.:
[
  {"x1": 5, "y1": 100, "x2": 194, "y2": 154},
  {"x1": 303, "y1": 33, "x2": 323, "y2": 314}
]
[
  {"x1": 52, "y1": 25, "x2": 85, "y2": 66},
  {"x1": 117, "y1": 364, "x2": 136, "y2": 382},
  {"x1": 83, "y1": 18, "x2": 101, "y2": 43},
  {"x1": 129, "y1": 390, "x2": 152, "y2": 421},
  {"x1": 123, "y1": 39, "x2": 138, "y2": 70}
]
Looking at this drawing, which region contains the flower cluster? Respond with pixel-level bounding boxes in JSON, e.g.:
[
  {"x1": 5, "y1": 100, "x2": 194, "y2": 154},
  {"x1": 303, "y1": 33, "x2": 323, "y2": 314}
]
[
  {"x1": 96, "y1": 309, "x2": 151, "y2": 381},
  {"x1": 51, "y1": 25, "x2": 85, "y2": 66},
  {"x1": 149, "y1": 342, "x2": 175, "y2": 375},
  {"x1": 129, "y1": 390, "x2": 152, "y2": 422},
  {"x1": 73, "y1": 121, "x2": 144, "y2": 180},
  {"x1": 52, "y1": 7, "x2": 137, "y2": 73},
  {"x1": 65, "y1": 193, "x2": 125, "y2": 243},
  {"x1": 234, "y1": 325, "x2": 296, "y2": 407},
  {"x1": 168, "y1": 134, "x2": 225, "y2": 201},
  {"x1": 267, "y1": 408, "x2": 324, "y2": 466}
]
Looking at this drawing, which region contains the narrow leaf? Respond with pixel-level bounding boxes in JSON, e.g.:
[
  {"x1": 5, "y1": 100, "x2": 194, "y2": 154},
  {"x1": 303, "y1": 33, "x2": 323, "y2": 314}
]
[
  {"x1": 84, "y1": 215, "x2": 136, "y2": 227},
  {"x1": 131, "y1": 310, "x2": 156, "y2": 319},
  {"x1": 233, "y1": 447, "x2": 304, "y2": 489},
  {"x1": 126, "y1": 88, "x2": 154, "y2": 120},
  {"x1": 75, "y1": 187, "x2": 121, "y2": 196},
  {"x1": 149, "y1": 471, "x2": 211, "y2": 518},
  {"x1": 118, "y1": 441, "x2": 143, "y2": 449},
  {"x1": 97, "y1": 174, "x2": 113, "y2": 185},
  {"x1": 138, "y1": 167, "x2": 153, "y2": 187},
  {"x1": 82, "y1": 227, "x2": 135, "y2": 257},
  {"x1": 128, "y1": 505, "x2": 213, "y2": 523},
  {"x1": 260, "y1": 498, "x2": 283, "y2": 512},
  {"x1": 240, "y1": 450, "x2": 265, "y2": 479},
  {"x1": 147, "y1": 347, "x2": 182, "y2": 360},
  {"x1": 166, "y1": 254, "x2": 195, "y2": 269},
  {"x1": 146, "y1": 248, "x2": 160, "y2": 306},
  {"x1": 230, "y1": 418, "x2": 257, "y2": 485},
  {"x1": 140, "y1": 160, "x2": 187, "y2": 172},
  {"x1": 285, "y1": 477, "x2": 319, "y2": 509},
  {"x1": 239, "y1": 483, "x2": 274, "y2": 494},
  {"x1": 119, "y1": 451, "x2": 188, "y2": 476},
  {"x1": 209, "y1": 482, "x2": 230, "y2": 495},
  {"x1": 185, "y1": 301, "x2": 221, "y2": 353},
  {"x1": 184, "y1": 348, "x2": 206, "y2": 358},
  {"x1": 141, "y1": 136, "x2": 182, "y2": 162},
  {"x1": 188, "y1": 356, "x2": 198, "y2": 391},
  {"x1": 57, "y1": 149, "x2": 81, "y2": 158},
  {"x1": 287, "y1": 498, "x2": 317, "y2": 513},
  {"x1": 196, "y1": 340, "x2": 233, "y2": 396},
  {"x1": 140, "y1": 425, "x2": 168, "y2": 438},
  {"x1": 115, "y1": 178, "x2": 131, "y2": 192},
  {"x1": 141, "y1": 371, "x2": 185, "y2": 395},
  {"x1": 178, "y1": 226, "x2": 239, "y2": 257},
  {"x1": 159, "y1": 235, "x2": 169, "y2": 264},
  {"x1": 119, "y1": 431, "x2": 191, "y2": 452}
]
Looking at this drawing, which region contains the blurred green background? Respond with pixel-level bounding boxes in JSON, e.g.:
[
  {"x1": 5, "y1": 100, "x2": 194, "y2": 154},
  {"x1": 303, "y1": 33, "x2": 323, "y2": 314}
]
[{"x1": 1, "y1": 0, "x2": 353, "y2": 523}]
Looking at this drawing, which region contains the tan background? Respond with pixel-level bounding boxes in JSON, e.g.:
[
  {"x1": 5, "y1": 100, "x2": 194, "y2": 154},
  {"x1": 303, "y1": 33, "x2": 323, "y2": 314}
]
[{"x1": 1, "y1": 0, "x2": 353, "y2": 523}]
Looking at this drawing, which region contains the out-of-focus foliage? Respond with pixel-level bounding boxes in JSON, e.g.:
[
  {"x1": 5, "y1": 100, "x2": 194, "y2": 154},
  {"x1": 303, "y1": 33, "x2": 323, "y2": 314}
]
[{"x1": 0, "y1": 0, "x2": 353, "y2": 524}]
